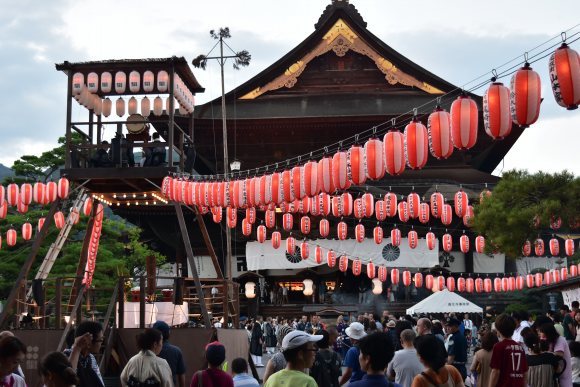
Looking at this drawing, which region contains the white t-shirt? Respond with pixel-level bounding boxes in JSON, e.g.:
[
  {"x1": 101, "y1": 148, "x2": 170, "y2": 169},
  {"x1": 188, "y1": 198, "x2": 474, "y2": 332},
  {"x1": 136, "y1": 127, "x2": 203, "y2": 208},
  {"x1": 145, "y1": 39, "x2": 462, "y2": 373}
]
[
  {"x1": 387, "y1": 348, "x2": 425, "y2": 387},
  {"x1": 463, "y1": 319, "x2": 473, "y2": 330},
  {"x1": 512, "y1": 320, "x2": 531, "y2": 345}
]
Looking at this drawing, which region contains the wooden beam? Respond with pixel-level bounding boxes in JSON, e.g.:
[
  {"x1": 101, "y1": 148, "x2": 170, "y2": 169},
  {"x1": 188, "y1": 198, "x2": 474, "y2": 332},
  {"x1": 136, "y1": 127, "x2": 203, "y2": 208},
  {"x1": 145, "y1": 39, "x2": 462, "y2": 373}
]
[
  {"x1": 117, "y1": 277, "x2": 125, "y2": 329},
  {"x1": 173, "y1": 203, "x2": 212, "y2": 327},
  {"x1": 139, "y1": 276, "x2": 146, "y2": 329},
  {"x1": 55, "y1": 278, "x2": 62, "y2": 329},
  {"x1": 193, "y1": 207, "x2": 224, "y2": 279},
  {"x1": 0, "y1": 200, "x2": 61, "y2": 329},
  {"x1": 57, "y1": 284, "x2": 85, "y2": 351}
]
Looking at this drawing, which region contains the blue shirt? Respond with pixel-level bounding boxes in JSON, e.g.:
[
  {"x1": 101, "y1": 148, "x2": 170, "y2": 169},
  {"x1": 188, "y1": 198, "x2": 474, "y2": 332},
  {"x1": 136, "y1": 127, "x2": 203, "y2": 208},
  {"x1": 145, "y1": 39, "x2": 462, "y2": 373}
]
[
  {"x1": 349, "y1": 374, "x2": 401, "y2": 387},
  {"x1": 344, "y1": 346, "x2": 366, "y2": 383},
  {"x1": 233, "y1": 373, "x2": 260, "y2": 387},
  {"x1": 158, "y1": 341, "x2": 186, "y2": 385}
]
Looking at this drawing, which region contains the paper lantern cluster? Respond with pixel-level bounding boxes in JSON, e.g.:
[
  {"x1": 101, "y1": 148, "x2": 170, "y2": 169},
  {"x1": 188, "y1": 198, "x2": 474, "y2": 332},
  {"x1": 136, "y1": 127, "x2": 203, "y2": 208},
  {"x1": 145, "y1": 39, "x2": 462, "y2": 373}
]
[
  {"x1": 520, "y1": 237, "x2": 576, "y2": 258},
  {"x1": 0, "y1": 178, "x2": 69, "y2": 215},
  {"x1": 82, "y1": 203, "x2": 104, "y2": 287}
]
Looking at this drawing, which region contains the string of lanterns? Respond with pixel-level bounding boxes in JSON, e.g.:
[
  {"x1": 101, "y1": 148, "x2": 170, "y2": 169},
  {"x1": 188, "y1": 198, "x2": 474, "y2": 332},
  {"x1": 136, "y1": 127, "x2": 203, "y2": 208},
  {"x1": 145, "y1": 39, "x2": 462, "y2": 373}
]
[{"x1": 83, "y1": 203, "x2": 104, "y2": 287}]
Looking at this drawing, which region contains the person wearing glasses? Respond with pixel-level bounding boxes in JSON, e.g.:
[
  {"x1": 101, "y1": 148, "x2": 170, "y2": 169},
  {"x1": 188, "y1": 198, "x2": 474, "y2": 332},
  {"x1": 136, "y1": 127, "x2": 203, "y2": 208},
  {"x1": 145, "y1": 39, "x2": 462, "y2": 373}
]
[
  {"x1": 64, "y1": 320, "x2": 105, "y2": 387},
  {"x1": 264, "y1": 330, "x2": 322, "y2": 387}
]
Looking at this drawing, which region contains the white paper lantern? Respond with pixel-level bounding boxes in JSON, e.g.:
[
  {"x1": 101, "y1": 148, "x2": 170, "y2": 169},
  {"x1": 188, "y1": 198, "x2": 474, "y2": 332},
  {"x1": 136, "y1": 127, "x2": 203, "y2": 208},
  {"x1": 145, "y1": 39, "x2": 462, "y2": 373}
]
[
  {"x1": 245, "y1": 282, "x2": 256, "y2": 298},
  {"x1": 157, "y1": 70, "x2": 169, "y2": 92},
  {"x1": 143, "y1": 71, "x2": 154, "y2": 92},
  {"x1": 141, "y1": 96, "x2": 151, "y2": 117},
  {"x1": 102, "y1": 98, "x2": 112, "y2": 117},
  {"x1": 79, "y1": 88, "x2": 90, "y2": 107},
  {"x1": 179, "y1": 103, "x2": 187, "y2": 115},
  {"x1": 116, "y1": 97, "x2": 125, "y2": 116},
  {"x1": 100, "y1": 72, "x2": 112, "y2": 93},
  {"x1": 72, "y1": 72, "x2": 84, "y2": 95},
  {"x1": 153, "y1": 96, "x2": 163, "y2": 116},
  {"x1": 372, "y1": 278, "x2": 383, "y2": 295},
  {"x1": 129, "y1": 71, "x2": 141, "y2": 93},
  {"x1": 86, "y1": 72, "x2": 99, "y2": 93},
  {"x1": 302, "y1": 279, "x2": 314, "y2": 296},
  {"x1": 84, "y1": 90, "x2": 94, "y2": 109},
  {"x1": 128, "y1": 96, "x2": 138, "y2": 115},
  {"x1": 114, "y1": 71, "x2": 127, "y2": 94},
  {"x1": 93, "y1": 95, "x2": 103, "y2": 115}
]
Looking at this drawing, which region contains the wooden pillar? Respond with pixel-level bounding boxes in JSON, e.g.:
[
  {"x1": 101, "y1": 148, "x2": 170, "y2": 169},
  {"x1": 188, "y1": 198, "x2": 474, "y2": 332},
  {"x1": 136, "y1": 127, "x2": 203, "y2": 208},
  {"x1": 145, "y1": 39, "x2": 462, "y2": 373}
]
[
  {"x1": 139, "y1": 276, "x2": 146, "y2": 329},
  {"x1": 65, "y1": 72, "x2": 72, "y2": 168},
  {"x1": 117, "y1": 277, "x2": 125, "y2": 329},
  {"x1": 168, "y1": 62, "x2": 175, "y2": 167},
  {"x1": 55, "y1": 278, "x2": 62, "y2": 329}
]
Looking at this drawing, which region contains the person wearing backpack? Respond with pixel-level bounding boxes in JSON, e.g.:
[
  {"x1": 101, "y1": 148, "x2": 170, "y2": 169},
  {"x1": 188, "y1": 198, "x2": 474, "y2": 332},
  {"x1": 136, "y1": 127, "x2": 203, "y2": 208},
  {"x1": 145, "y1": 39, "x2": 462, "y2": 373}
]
[{"x1": 310, "y1": 330, "x2": 342, "y2": 387}]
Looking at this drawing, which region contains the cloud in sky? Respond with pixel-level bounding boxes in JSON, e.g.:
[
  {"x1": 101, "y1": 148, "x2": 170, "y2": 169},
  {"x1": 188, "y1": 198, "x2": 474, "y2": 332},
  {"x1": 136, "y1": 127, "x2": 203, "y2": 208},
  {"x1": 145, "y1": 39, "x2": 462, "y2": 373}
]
[{"x1": 0, "y1": 0, "x2": 578, "y2": 176}]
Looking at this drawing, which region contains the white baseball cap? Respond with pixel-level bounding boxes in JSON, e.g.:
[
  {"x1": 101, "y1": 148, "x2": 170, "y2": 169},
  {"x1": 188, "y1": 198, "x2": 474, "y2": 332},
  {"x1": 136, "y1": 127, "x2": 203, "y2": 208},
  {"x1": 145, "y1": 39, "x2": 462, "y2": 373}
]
[{"x1": 282, "y1": 330, "x2": 323, "y2": 351}]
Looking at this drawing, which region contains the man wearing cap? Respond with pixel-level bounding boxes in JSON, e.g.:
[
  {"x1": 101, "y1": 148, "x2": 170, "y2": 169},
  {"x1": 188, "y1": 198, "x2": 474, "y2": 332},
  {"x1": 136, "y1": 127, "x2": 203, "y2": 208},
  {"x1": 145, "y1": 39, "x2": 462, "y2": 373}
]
[
  {"x1": 444, "y1": 317, "x2": 468, "y2": 380},
  {"x1": 190, "y1": 341, "x2": 233, "y2": 387},
  {"x1": 152, "y1": 321, "x2": 186, "y2": 387},
  {"x1": 264, "y1": 331, "x2": 321, "y2": 387},
  {"x1": 339, "y1": 322, "x2": 367, "y2": 385}
]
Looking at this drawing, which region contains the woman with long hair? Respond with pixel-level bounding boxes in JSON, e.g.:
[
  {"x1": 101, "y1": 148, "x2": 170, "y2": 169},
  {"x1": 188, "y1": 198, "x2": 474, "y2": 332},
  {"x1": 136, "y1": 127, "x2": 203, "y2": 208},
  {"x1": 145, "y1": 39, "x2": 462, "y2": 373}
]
[
  {"x1": 539, "y1": 322, "x2": 573, "y2": 387},
  {"x1": 120, "y1": 328, "x2": 173, "y2": 387},
  {"x1": 470, "y1": 331, "x2": 498, "y2": 387},
  {"x1": 40, "y1": 352, "x2": 79, "y2": 387},
  {"x1": 412, "y1": 335, "x2": 465, "y2": 387}
]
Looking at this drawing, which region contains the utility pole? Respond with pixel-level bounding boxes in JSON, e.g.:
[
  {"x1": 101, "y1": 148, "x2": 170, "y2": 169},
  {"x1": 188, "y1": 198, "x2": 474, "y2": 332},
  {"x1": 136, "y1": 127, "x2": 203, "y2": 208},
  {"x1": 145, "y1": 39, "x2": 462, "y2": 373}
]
[{"x1": 192, "y1": 28, "x2": 251, "y2": 307}]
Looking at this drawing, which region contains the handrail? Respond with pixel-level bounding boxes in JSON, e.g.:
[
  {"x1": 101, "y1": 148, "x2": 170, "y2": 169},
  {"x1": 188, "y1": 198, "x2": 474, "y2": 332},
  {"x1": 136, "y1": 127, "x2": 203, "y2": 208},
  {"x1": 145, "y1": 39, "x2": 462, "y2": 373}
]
[{"x1": 56, "y1": 284, "x2": 85, "y2": 351}]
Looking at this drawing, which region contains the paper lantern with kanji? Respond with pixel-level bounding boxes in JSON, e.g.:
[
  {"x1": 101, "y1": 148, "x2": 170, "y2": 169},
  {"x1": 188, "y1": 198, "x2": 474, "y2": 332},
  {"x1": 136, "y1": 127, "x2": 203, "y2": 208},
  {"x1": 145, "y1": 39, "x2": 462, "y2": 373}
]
[
  {"x1": 226, "y1": 207, "x2": 237, "y2": 228},
  {"x1": 510, "y1": 63, "x2": 541, "y2": 127},
  {"x1": 442, "y1": 233, "x2": 453, "y2": 252},
  {"x1": 391, "y1": 268, "x2": 400, "y2": 285},
  {"x1": 402, "y1": 270, "x2": 412, "y2": 287},
  {"x1": 282, "y1": 213, "x2": 293, "y2": 232},
  {"x1": 21, "y1": 223, "x2": 32, "y2": 241},
  {"x1": 367, "y1": 262, "x2": 376, "y2": 279},
  {"x1": 526, "y1": 274, "x2": 535, "y2": 288},
  {"x1": 404, "y1": 120, "x2": 429, "y2": 169},
  {"x1": 426, "y1": 232, "x2": 436, "y2": 250},
  {"x1": 318, "y1": 193, "x2": 331, "y2": 216},
  {"x1": 419, "y1": 203, "x2": 430, "y2": 224},
  {"x1": 425, "y1": 274, "x2": 434, "y2": 290},
  {"x1": 484, "y1": 278, "x2": 493, "y2": 293},
  {"x1": 317, "y1": 157, "x2": 335, "y2": 194},
  {"x1": 327, "y1": 250, "x2": 337, "y2": 268},
  {"x1": 430, "y1": 192, "x2": 444, "y2": 218},
  {"x1": 271, "y1": 231, "x2": 281, "y2": 249},
  {"x1": 450, "y1": 95, "x2": 478, "y2": 149},
  {"x1": 355, "y1": 223, "x2": 365, "y2": 243},
  {"x1": 241, "y1": 218, "x2": 252, "y2": 237},
  {"x1": 331, "y1": 195, "x2": 341, "y2": 217},
  {"x1": 549, "y1": 238, "x2": 560, "y2": 256},
  {"x1": 373, "y1": 226, "x2": 383, "y2": 244},
  {"x1": 354, "y1": 198, "x2": 365, "y2": 219},
  {"x1": 54, "y1": 211, "x2": 65, "y2": 229},
  {"x1": 522, "y1": 240, "x2": 532, "y2": 256},
  {"x1": 291, "y1": 166, "x2": 303, "y2": 200},
  {"x1": 535, "y1": 272, "x2": 543, "y2": 287},
  {"x1": 364, "y1": 138, "x2": 385, "y2": 180},
  {"x1": 347, "y1": 145, "x2": 366, "y2": 185},
  {"x1": 566, "y1": 239, "x2": 575, "y2": 256},
  {"x1": 378, "y1": 266, "x2": 388, "y2": 282},
  {"x1": 339, "y1": 255, "x2": 349, "y2": 272},
  {"x1": 447, "y1": 277, "x2": 456, "y2": 292},
  {"x1": 257, "y1": 225, "x2": 267, "y2": 243},
  {"x1": 460, "y1": 235, "x2": 470, "y2": 253},
  {"x1": 20, "y1": 183, "x2": 32, "y2": 206},
  {"x1": 454, "y1": 190, "x2": 469, "y2": 218},
  {"x1": 384, "y1": 193, "x2": 398, "y2": 217},
  {"x1": 245, "y1": 207, "x2": 256, "y2": 225},
  {"x1": 535, "y1": 239, "x2": 545, "y2": 256},
  {"x1": 286, "y1": 236, "x2": 296, "y2": 255},
  {"x1": 302, "y1": 160, "x2": 319, "y2": 198},
  {"x1": 561, "y1": 268, "x2": 568, "y2": 282},
  {"x1": 375, "y1": 200, "x2": 387, "y2": 221},
  {"x1": 300, "y1": 241, "x2": 310, "y2": 260},
  {"x1": 281, "y1": 170, "x2": 294, "y2": 204},
  {"x1": 383, "y1": 131, "x2": 406, "y2": 176},
  {"x1": 332, "y1": 151, "x2": 351, "y2": 190},
  {"x1": 414, "y1": 272, "x2": 423, "y2": 288},
  {"x1": 362, "y1": 193, "x2": 374, "y2": 218},
  {"x1": 571, "y1": 265, "x2": 578, "y2": 277},
  {"x1": 458, "y1": 277, "x2": 466, "y2": 292},
  {"x1": 549, "y1": 43, "x2": 580, "y2": 110},
  {"x1": 407, "y1": 192, "x2": 420, "y2": 219},
  {"x1": 484, "y1": 82, "x2": 512, "y2": 140},
  {"x1": 398, "y1": 201, "x2": 409, "y2": 223},
  {"x1": 300, "y1": 216, "x2": 311, "y2": 235},
  {"x1": 6, "y1": 183, "x2": 19, "y2": 206},
  {"x1": 314, "y1": 245, "x2": 323, "y2": 264},
  {"x1": 319, "y1": 218, "x2": 330, "y2": 238},
  {"x1": 6, "y1": 229, "x2": 17, "y2": 247},
  {"x1": 341, "y1": 192, "x2": 353, "y2": 216},
  {"x1": 270, "y1": 173, "x2": 283, "y2": 205},
  {"x1": 265, "y1": 210, "x2": 276, "y2": 229},
  {"x1": 475, "y1": 236, "x2": 485, "y2": 254},
  {"x1": 473, "y1": 278, "x2": 482, "y2": 293},
  {"x1": 391, "y1": 228, "x2": 401, "y2": 247},
  {"x1": 428, "y1": 108, "x2": 454, "y2": 159},
  {"x1": 45, "y1": 182, "x2": 57, "y2": 203},
  {"x1": 463, "y1": 206, "x2": 475, "y2": 227},
  {"x1": 352, "y1": 259, "x2": 362, "y2": 276},
  {"x1": 441, "y1": 204, "x2": 453, "y2": 226},
  {"x1": 337, "y1": 221, "x2": 348, "y2": 240},
  {"x1": 408, "y1": 230, "x2": 418, "y2": 249}
]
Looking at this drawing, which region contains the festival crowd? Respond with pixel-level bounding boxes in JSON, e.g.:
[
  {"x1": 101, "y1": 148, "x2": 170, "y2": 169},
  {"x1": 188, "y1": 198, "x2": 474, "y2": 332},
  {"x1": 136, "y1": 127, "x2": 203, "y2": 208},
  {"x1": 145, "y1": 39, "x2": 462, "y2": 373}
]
[{"x1": 0, "y1": 303, "x2": 580, "y2": 386}]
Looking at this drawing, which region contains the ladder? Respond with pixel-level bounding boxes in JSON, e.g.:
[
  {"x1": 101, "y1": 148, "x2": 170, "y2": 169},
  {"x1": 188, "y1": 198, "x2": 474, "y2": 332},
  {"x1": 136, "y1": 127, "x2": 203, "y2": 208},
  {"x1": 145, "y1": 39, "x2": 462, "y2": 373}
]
[{"x1": 25, "y1": 189, "x2": 88, "y2": 302}]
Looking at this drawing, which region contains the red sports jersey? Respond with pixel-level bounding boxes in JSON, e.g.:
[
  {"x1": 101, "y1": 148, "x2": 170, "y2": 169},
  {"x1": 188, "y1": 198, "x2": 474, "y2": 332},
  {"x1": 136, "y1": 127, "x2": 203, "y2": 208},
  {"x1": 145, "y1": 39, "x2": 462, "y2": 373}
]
[{"x1": 490, "y1": 338, "x2": 528, "y2": 387}]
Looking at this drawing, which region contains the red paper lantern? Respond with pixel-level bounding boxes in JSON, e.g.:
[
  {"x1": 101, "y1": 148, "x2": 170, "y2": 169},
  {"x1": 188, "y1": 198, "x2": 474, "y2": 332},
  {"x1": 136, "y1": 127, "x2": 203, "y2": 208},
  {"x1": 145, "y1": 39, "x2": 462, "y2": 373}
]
[
  {"x1": 408, "y1": 230, "x2": 418, "y2": 249},
  {"x1": 265, "y1": 210, "x2": 276, "y2": 229},
  {"x1": 373, "y1": 226, "x2": 383, "y2": 244},
  {"x1": 286, "y1": 236, "x2": 296, "y2": 255},
  {"x1": 347, "y1": 145, "x2": 366, "y2": 185},
  {"x1": 317, "y1": 157, "x2": 335, "y2": 194},
  {"x1": 332, "y1": 151, "x2": 351, "y2": 190},
  {"x1": 246, "y1": 207, "x2": 256, "y2": 224},
  {"x1": 526, "y1": 274, "x2": 535, "y2": 288},
  {"x1": 57, "y1": 177, "x2": 70, "y2": 199},
  {"x1": 414, "y1": 273, "x2": 423, "y2": 288},
  {"x1": 428, "y1": 108, "x2": 453, "y2": 159},
  {"x1": 391, "y1": 269, "x2": 400, "y2": 285},
  {"x1": 503, "y1": 277, "x2": 511, "y2": 292},
  {"x1": 450, "y1": 95, "x2": 478, "y2": 149},
  {"x1": 460, "y1": 235, "x2": 470, "y2": 253},
  {"x1": 364, "y1": 138, "x2": 385, "y2": 180},
  {"x1": 355, "y1": 223, "x2": 365, "y2": 243},
  {"x1": 331, "y1": 195, "x2": 342, "y2": 218},
  {"x1": 375, "y1": 200, "x2": 387, "y2": 221},
  {"x1": 434, "y1": 276, "x2": 445, "y2": 292},
  {"x1": 352, "y1": 259, "x2": 362, "y2": 276},
  {"x1": 256, "y1": 177, "x2": 265, "y2": 207},
  {"x1": 362, "y1": 193, "x2": 374, "y2": 218},
  {"x1": 6, "y1": 183, "x2": 19, "y2": 206},
  {"x1": 398, "y1": 201, "x2": 409, "y2": 223},
  {"x1": 510, "y1": 63, "x2": 541, "y2": 127},
  {"x1": 257, "y1": 225, "x2": 267, "y2": 243},
  {"x1": 484, "y1": 82, "x2": 512, "y2": 140},
  {"x1": 17, "y1": 199, "x2": 28, "y2": 214},
  {"x1": 20, "y1": 183, "x2": 32, "y2": 206},
  {"x1": 54, "y1": 211, "x2": 65, "y2": 229},
  {"x1": 544, "y1": 271, "x2": 552, "y2": 286},
  {"x1": 402, "y1": 270, "x2": 412, "y2": 286},
  {"x1": 6, "y1": 229, "x2": 17, "y2": 247},
  {"x1": 21, "y1": 223, "x2": 32, "y2": 241},
  {"x1": 553, "y1": 270, "x2": 561, "y2": 283},
  {"x1": 282, "y1": 213, "x2": 293, "y2": 232},
  {"x1": 549, "y1": 43, "x2": 580, "y2": 110},
  {"x1": 378, "y1": 266, "x2": 388, "y2": 282},
  {"x1": 353, "y1": 198, "x2": 365, "y2": 219},
  {"x1": 319, "y1": 218, "x2": 330, "y2": 238},
  {"x1": 404, "y1": 120, "x2": 429, "y2": 169},
  {"x1": 32, "y1": 182, "x2": 45, "y2": 204},
  {"x1": 426, "y1": 232, "x2": 437, "y2": 250},
  {"x1": 300, "y1": 216, "x2": 311, "y2": 235},
  {"x1": 241, "y1": 218, "x2": 252, "y2": 237},
  {"x1": 383, "y1": 131, "x2": 406, "y2": 176},
  {"x1": 70, "y1": 208, "x2": 80, "y2": 225},
  {"x1": 550, "y1": 216, "x2": 562, "y2": 230},
  {"x1": 473, "y1": 278, "x2": 482, "y2": 293},
  {"x1": 281, "y1": 170, "x2": 294, "y2": 204},
  {"x1": 327, "y1": 250, "x2": 337, "y2": 268},
  {"x1": 407, "y1": 192, "x2": 420, "y2": 219},
  {"x1": 302, "y1": 160, "x2": 319, "y2": 198},
  {"x1": 384, "y1": 193, "x2": 398, "y2": 217},
  {"x1": 561, "y1": 268, "x2": 568, "y2": 282},
  {"x1": 447, "y1": 277, "x2": 456, "y2": 292},
  {"x1": 271, "y1": 231, "x2": 281, "y2": 249},
  {"x1": 367, "y1": 262, "x2": 376, "y2": 279},
  {"x1": 318, "y1": 193, "x2": 331, "y2": 216},
  {"x1": 442, "y1": 233, "x2": 453, "y2": 252},
  {"x1": 457, "y1": 277, "x2": 466, "y2": 292},
  {"x1": 454, "y1": 190, "x2": 469, "y2": 217},
  {"x1": 480, "y1": 189, "x2": 492, "y2": 203},
  {"x1": 391, "y1": 228, "x2": 401, "y2": 247},
  {"x1": 337, "y1": 221, "x2": 348, "y2": 240},
  {"x1": 463, "y1": 205, "x2": 475, "y2": 227},
  {"x1": 570, "y1": 265, "x2": 578, "y2": 277},
  {"x1": 45, "y1": 182, "x2": 57, "y2": 203},
  {"x1": 339, "y1": 255, "x2": 349, "y2": 272},
  {"x1": 549, "y1": 238, "x2": 560, "y2": 256},
  {"x1": 226, "y1": 207, "x2": 237, "y2": 228},
  {"x1": 535, "y1": 272, "x2": 543, "y2": 287},
  {"x1": 300, "y1": 241, "x2": 309, "y2": 260},
  {"x1": 522, "y1": 240, "x2": 532, "y2": 256},
  {"x1": 315, "y1": 245, "x2": 323, "y2": 264},
  {"x1": 535, "y1": 239, "x2": 545, "y2": 256},
  {"x1": 37, "y1": 217, "x2": 45, "y2": 232},
  {"x1": 419, "y1": 203, "x2": 430, "y2": 224},
  {"x1": 270, "y1": 173, "x2": 283, "y2": 205},
  {"x1": 484, "y1": 278, "x2": 492, "y2": 293},
  {"x1": 430, "y1": 192, "x2": 444, "y2": 218},
  {"x1": 341, "y1": 192, "x2": 353, "y2": 216},
  {"x1": 441, "y1": 204, "x2": 453, "y2": 226},
  {"x1": 565, "y1": 239, "x2": 575, "y2": 256},
  {"x1": 291, "y1": 166, "x2": 303, "y2": 200},
  {"x1": 425, "y1": 274, "x2": 434, "y2": 290}
]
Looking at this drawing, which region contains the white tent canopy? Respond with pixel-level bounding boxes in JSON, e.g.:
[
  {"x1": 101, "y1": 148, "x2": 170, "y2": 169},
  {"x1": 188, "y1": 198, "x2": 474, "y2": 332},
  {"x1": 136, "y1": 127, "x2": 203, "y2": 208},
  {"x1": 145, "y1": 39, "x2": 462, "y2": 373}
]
[{"x1": 406, "y1": 289, "x2": 483, "y2": 315}]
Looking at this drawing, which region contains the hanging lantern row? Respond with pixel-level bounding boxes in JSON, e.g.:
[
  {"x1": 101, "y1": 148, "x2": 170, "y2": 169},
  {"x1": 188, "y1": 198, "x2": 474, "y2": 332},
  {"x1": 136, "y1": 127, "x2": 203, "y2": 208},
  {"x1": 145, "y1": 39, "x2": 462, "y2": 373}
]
[
  {"x1": 74, "y1": 93, "x2": 193, "y2": 118},
  {"x1": 522, "y1": 237, "x2": 576, "y2": 257},
  {"x1": 82, "y1": 203, "x2": 104, "y2": 288},
  {"x1": 0, "y1": 178, "x2": 70, "y2": 215}
]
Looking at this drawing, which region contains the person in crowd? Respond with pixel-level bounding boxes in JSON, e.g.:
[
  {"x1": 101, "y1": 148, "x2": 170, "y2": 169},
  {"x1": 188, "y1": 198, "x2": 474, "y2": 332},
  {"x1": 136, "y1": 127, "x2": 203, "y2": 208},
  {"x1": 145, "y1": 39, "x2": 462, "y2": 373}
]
[
  {"x1": 524, "y1": 330, "x2": 562, "y2": 387},
  {"x1": 90, "y1": 141, "x2": 113, "y2": 167},
  {"x1": 190, "y1": 341, "x2": 233, "y2": 387},
  {"x1": 0, "y1": 336, "x2": 26, "y2": 387},
  {"x1": 281, "y1": 285, "x2": 289, "y2": 304},
  {"x1": 311, "y1": 315, "x2": 323, "y2": 334},
  {"x1": 120, "y1": 328, "x2": 173, "y2": 387},
  {"x1": 470, "y1": 331, "x2": 498, "y2": 387},
  {"x1": 575, "y1": 312, "x2": 580, "y2": 342},
  {"x1": 411, "y1": 335, "x2": 464, "y2": 387},
  {"x1": 263, "y1": 325, "x2": 293, "y2": 383},
  {"x1": 385, "y1": 320, "x2": 398, "y2": 347},
  {"x1": 231, "y1": 357, "x2": 259, "y2": 387},
  {"x1": 489, "y1": 314, "x2": 528, "y2": 387},
  {"x1": 387, "y1": 329, "x2": 424, "y2": 387},
  {"x1": 563, "y1": 305, "x2": 577, "y2": 342},
  {"x1": 463, "y1": 314, "x2": 473, "y2": 332},
  {"x1": 444, "y1": 317, "x2": 468, "y2": 380},
  {"x1": 0, "y1": 332, "x2": 24, "y2": 379},
  {"x1": 432, "y1": 320, "x2": 445, "y2": 338},
  {"x1": 64, "y1": 320, "x2": 105, "y2": 387},
  {"x1": 249, "y1": 317, "x2": 264, "y2": 367},
  {"x1": 264, "y1": 331, "x2": 321, "y2": 387},
  {"x1": 40, "y1": 351, "x2": 79, "y2": 387},
  {"x1": 349, "y1": 332, "x2": 398, "y2": 387},
  {"x1": 416, "y1": 318, "x2": 444, "y2": 342},
  {"x1": 264, "y1": 317, "x2": 277, "y2": 355},
  {"x1": 570, "y1": 341, "x2": 580, "y2": 387},
  {"x1": 152, "y1": 321, "x2": 186, "y2": 387},
  {"x1": 297, "y1": 315, "x2": 311, "y2": 332},
  {"x1": 340, "y1": 322, "x2": 367, "y2": 385},
  {"x1": 394, "y1": 320, "x2": 413, "y2": 351},
  {"x1": 512, "y1": 311, "x2": 530, "y2": 346},
  {"x1": 539, "y1": 322, "x2": 573, "y2": 387},
  {"x1": 310, "y1": 330, "x2": 342, "y2": 387}
]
